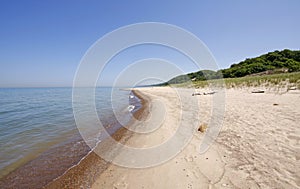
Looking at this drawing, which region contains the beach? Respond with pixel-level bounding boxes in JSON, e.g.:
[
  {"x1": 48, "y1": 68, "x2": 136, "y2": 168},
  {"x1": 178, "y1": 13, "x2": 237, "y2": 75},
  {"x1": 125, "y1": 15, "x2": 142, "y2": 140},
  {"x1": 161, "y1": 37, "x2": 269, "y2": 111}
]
[
  {"x1": 0, "y1": 86, "x2": 299, "y2": 188},
  {"x1": 92, "y1": 86, "x2": 300, "y2": 189},
  {"x1": 1, "y1": 1, "x2": 299, "y2": 188}
]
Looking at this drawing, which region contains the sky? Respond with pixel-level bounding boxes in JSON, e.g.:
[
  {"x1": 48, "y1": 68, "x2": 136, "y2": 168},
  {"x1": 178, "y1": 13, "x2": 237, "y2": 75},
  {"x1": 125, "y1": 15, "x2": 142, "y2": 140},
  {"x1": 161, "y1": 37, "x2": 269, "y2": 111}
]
[{"x1": 0, "y1": 0, "x2": 299, "y2": 87}]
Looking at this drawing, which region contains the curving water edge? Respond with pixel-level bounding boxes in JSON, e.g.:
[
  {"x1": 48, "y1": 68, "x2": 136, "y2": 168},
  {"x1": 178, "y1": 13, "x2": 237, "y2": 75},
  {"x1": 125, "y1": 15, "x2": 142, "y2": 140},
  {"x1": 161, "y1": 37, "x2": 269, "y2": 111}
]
[{"x1": 0, "y1": 88, "x2": 146, "y2": 189}]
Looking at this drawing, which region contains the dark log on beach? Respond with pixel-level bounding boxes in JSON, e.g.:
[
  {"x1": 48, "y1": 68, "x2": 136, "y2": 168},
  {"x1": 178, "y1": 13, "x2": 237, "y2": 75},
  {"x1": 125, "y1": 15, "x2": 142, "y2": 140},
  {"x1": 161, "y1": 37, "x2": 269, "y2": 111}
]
[
  {"x1": 203, "y1": 91, "x2": 216, "y2": 95},
  {"x1": 192, "y1": 92, "x2": 201, "y2": 96},
  {"x1": 251, "y1": 90, "x2": 265, "y2": 93},
  {"x1": 193, "y1": 91, "x2": 216, "y2": 96}
]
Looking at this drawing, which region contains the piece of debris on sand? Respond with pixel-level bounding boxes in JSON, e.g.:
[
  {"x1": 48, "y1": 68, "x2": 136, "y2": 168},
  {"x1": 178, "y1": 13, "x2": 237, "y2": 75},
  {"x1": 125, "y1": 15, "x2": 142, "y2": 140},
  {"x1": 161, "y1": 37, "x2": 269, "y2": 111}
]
[
  {"x1": 198, "y1": 123, "x2": 208, "y2": 133},
  {"x1": 192, "y1": 91, "x2": 216, "y2": 96},
  {"x1": 192, "y1": 92, "x2": 201, "y2": 96},
  {"x1": 251, "y1": 90, "x2": 264, "y2": 93},
  {"x1": 203, "y1": 91, "x2": 216, "y2": 95},
  {"x1": 288, "y1": 86, "x2": 297, "y2": 91}
]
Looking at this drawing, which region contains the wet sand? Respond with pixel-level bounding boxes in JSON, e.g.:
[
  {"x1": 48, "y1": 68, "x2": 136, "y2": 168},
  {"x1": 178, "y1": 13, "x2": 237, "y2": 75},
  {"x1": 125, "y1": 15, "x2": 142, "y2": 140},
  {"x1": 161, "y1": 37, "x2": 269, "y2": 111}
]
[{"x1": 45, "y1": 90, "x2": 150, "y2": 188}]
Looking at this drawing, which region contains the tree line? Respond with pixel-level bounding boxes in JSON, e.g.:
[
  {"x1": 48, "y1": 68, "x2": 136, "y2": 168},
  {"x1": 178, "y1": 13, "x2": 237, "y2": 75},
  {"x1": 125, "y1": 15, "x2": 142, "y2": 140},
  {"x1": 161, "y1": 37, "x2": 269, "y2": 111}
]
[{"x1": 165, "y1": 49, "x2": 300, "y2": 84}]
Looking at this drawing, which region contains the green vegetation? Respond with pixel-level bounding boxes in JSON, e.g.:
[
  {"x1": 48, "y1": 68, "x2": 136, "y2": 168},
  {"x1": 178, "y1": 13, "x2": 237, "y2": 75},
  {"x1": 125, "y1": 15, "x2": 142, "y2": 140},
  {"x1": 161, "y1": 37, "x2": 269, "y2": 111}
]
[
  {"x1": 167, "y1": 72, "x2": 300, "y2": 91},
  {"x1": 158, "y1": 49, "x2": 300, "y2": 89},
  {"x1": 167, "y1": 70, "x2": 223, "y2": 84},
  {"x1": 221, "y1": 49, "x2": 300, "y2": 78}
]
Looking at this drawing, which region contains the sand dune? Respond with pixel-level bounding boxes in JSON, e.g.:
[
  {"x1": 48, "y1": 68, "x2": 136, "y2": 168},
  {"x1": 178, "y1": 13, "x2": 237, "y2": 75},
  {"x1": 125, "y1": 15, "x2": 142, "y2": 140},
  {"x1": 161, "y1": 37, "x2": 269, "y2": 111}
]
[{"x1": 92, "y1": 87, "x2": 300, "y2": 189}]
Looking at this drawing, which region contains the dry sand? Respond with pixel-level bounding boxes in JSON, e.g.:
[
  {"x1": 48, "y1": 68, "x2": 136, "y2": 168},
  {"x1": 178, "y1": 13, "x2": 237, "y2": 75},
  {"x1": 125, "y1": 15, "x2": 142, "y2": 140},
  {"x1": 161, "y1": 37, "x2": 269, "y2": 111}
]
[{"x1": 92, "y1": 87, "x2": 300, "y2": 189}]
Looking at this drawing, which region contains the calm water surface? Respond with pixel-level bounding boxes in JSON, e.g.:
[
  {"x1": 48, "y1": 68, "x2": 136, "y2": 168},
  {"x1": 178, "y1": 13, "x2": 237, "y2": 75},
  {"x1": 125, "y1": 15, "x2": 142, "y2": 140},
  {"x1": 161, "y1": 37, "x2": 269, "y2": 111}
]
[{"x1": 0, "y1": 87, "x2": 137, "y2": 179}]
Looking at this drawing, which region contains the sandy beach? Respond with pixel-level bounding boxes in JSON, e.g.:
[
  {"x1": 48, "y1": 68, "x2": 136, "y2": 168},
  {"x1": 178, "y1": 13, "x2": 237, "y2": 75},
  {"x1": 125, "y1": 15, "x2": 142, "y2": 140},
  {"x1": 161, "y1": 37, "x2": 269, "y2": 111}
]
[
  {"x1": 92, "y1": 86, "x2": 300, "y2": 189},
  {"x1": 1, "y1": 1, "x2": 299, "y2": 188}
]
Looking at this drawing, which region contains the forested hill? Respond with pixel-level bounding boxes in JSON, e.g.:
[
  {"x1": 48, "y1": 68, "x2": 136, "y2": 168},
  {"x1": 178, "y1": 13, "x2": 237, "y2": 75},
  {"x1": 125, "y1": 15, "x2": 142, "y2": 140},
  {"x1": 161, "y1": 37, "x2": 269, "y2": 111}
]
[{"x1": 165, "y1": 49, "x2": 300, "y2": 84}]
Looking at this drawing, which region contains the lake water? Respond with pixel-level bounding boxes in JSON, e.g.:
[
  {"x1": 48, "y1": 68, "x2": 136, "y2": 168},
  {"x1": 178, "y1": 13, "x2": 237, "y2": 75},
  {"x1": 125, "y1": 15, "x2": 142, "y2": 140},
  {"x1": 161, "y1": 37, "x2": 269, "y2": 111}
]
[{"x1": 0, "y1": 87, "x2": 139, "y2": 187}]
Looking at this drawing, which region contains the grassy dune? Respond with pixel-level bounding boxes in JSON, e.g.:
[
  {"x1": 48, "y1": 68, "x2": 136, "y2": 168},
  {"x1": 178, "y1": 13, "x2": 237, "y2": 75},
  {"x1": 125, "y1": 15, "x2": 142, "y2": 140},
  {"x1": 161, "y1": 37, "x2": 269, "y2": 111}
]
[{"x1": 169, "y1": 72, "x2": 300, "y2": 91}]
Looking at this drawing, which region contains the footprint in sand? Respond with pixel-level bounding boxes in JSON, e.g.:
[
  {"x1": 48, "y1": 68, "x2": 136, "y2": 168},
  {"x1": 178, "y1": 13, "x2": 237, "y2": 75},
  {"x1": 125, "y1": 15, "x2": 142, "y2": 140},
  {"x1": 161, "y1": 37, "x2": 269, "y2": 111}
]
[
  {"x1": 113, "y1": 177, "x2": 128, "y2": 189},
  {"x1": 113, "y1": 181, "x2": 128, "y2": 189},
  {"x1": 184, "y1": 155, "x2": 194, "y2": 162}
]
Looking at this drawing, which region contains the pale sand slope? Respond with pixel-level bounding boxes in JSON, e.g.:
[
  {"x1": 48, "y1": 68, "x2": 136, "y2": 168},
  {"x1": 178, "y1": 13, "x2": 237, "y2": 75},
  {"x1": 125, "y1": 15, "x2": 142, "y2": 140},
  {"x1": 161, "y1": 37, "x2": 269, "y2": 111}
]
[{"x1": 92, "y1": 87, "x2": 300, "y2": 189}]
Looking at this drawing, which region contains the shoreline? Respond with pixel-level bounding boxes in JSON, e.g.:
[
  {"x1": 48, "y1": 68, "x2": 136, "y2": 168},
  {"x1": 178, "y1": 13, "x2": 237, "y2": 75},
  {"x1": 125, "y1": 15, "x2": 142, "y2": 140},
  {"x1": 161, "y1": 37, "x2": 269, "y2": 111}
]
[
  {"x1": 0, "y1": 89, "x2": 151, "y2": 189},
  {"x1": 1, "y1": 87, "x2": 299, "y2": 188},
  {"x1": 45, "y1": 89, "x2": 151, "y2": 188}
]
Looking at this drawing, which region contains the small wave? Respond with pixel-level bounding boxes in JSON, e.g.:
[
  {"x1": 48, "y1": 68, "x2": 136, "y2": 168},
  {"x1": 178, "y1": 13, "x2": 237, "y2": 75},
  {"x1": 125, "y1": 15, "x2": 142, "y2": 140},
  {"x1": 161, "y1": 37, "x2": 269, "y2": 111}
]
[
  {"x1": 0, "y1": 110, "x2": 15, "y2": 115},
  {"x1": 129, "y1": 95, "x2": 134, "y2": 99},
  {"x1": 45, "y1": 134, "x2": 103, "y2": 187},
  {"x1": 127, "y1": 105, "x2": 135, "y2": 112}
]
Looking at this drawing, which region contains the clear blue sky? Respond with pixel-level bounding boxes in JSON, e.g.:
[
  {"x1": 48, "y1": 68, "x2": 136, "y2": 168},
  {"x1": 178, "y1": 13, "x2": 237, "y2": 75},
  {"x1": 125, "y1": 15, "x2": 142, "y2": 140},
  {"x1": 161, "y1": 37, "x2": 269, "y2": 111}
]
[{"x1": 0, "y1": 0, "x2": 299, "y2": 87}]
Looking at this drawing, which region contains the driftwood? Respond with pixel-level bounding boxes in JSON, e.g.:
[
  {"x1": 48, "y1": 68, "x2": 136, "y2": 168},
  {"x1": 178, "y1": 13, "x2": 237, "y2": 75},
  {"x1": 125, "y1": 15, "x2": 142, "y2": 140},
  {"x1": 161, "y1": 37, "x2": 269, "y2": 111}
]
[
  {"x1": 251, "y1": 90, "x2": 265, "y2": 93},
  {"x1": 288, "y1": 87, "x2": 297, "y2": 91},
  {"x1": 192, "y1": 91, "x2": 216, "y2": 96},
  {"x1": 192, "y1": 92, "x2": 201, "y2": 96},
  {"x1": 203, "y1": 91, "x2": 216, "y2": 95}
]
